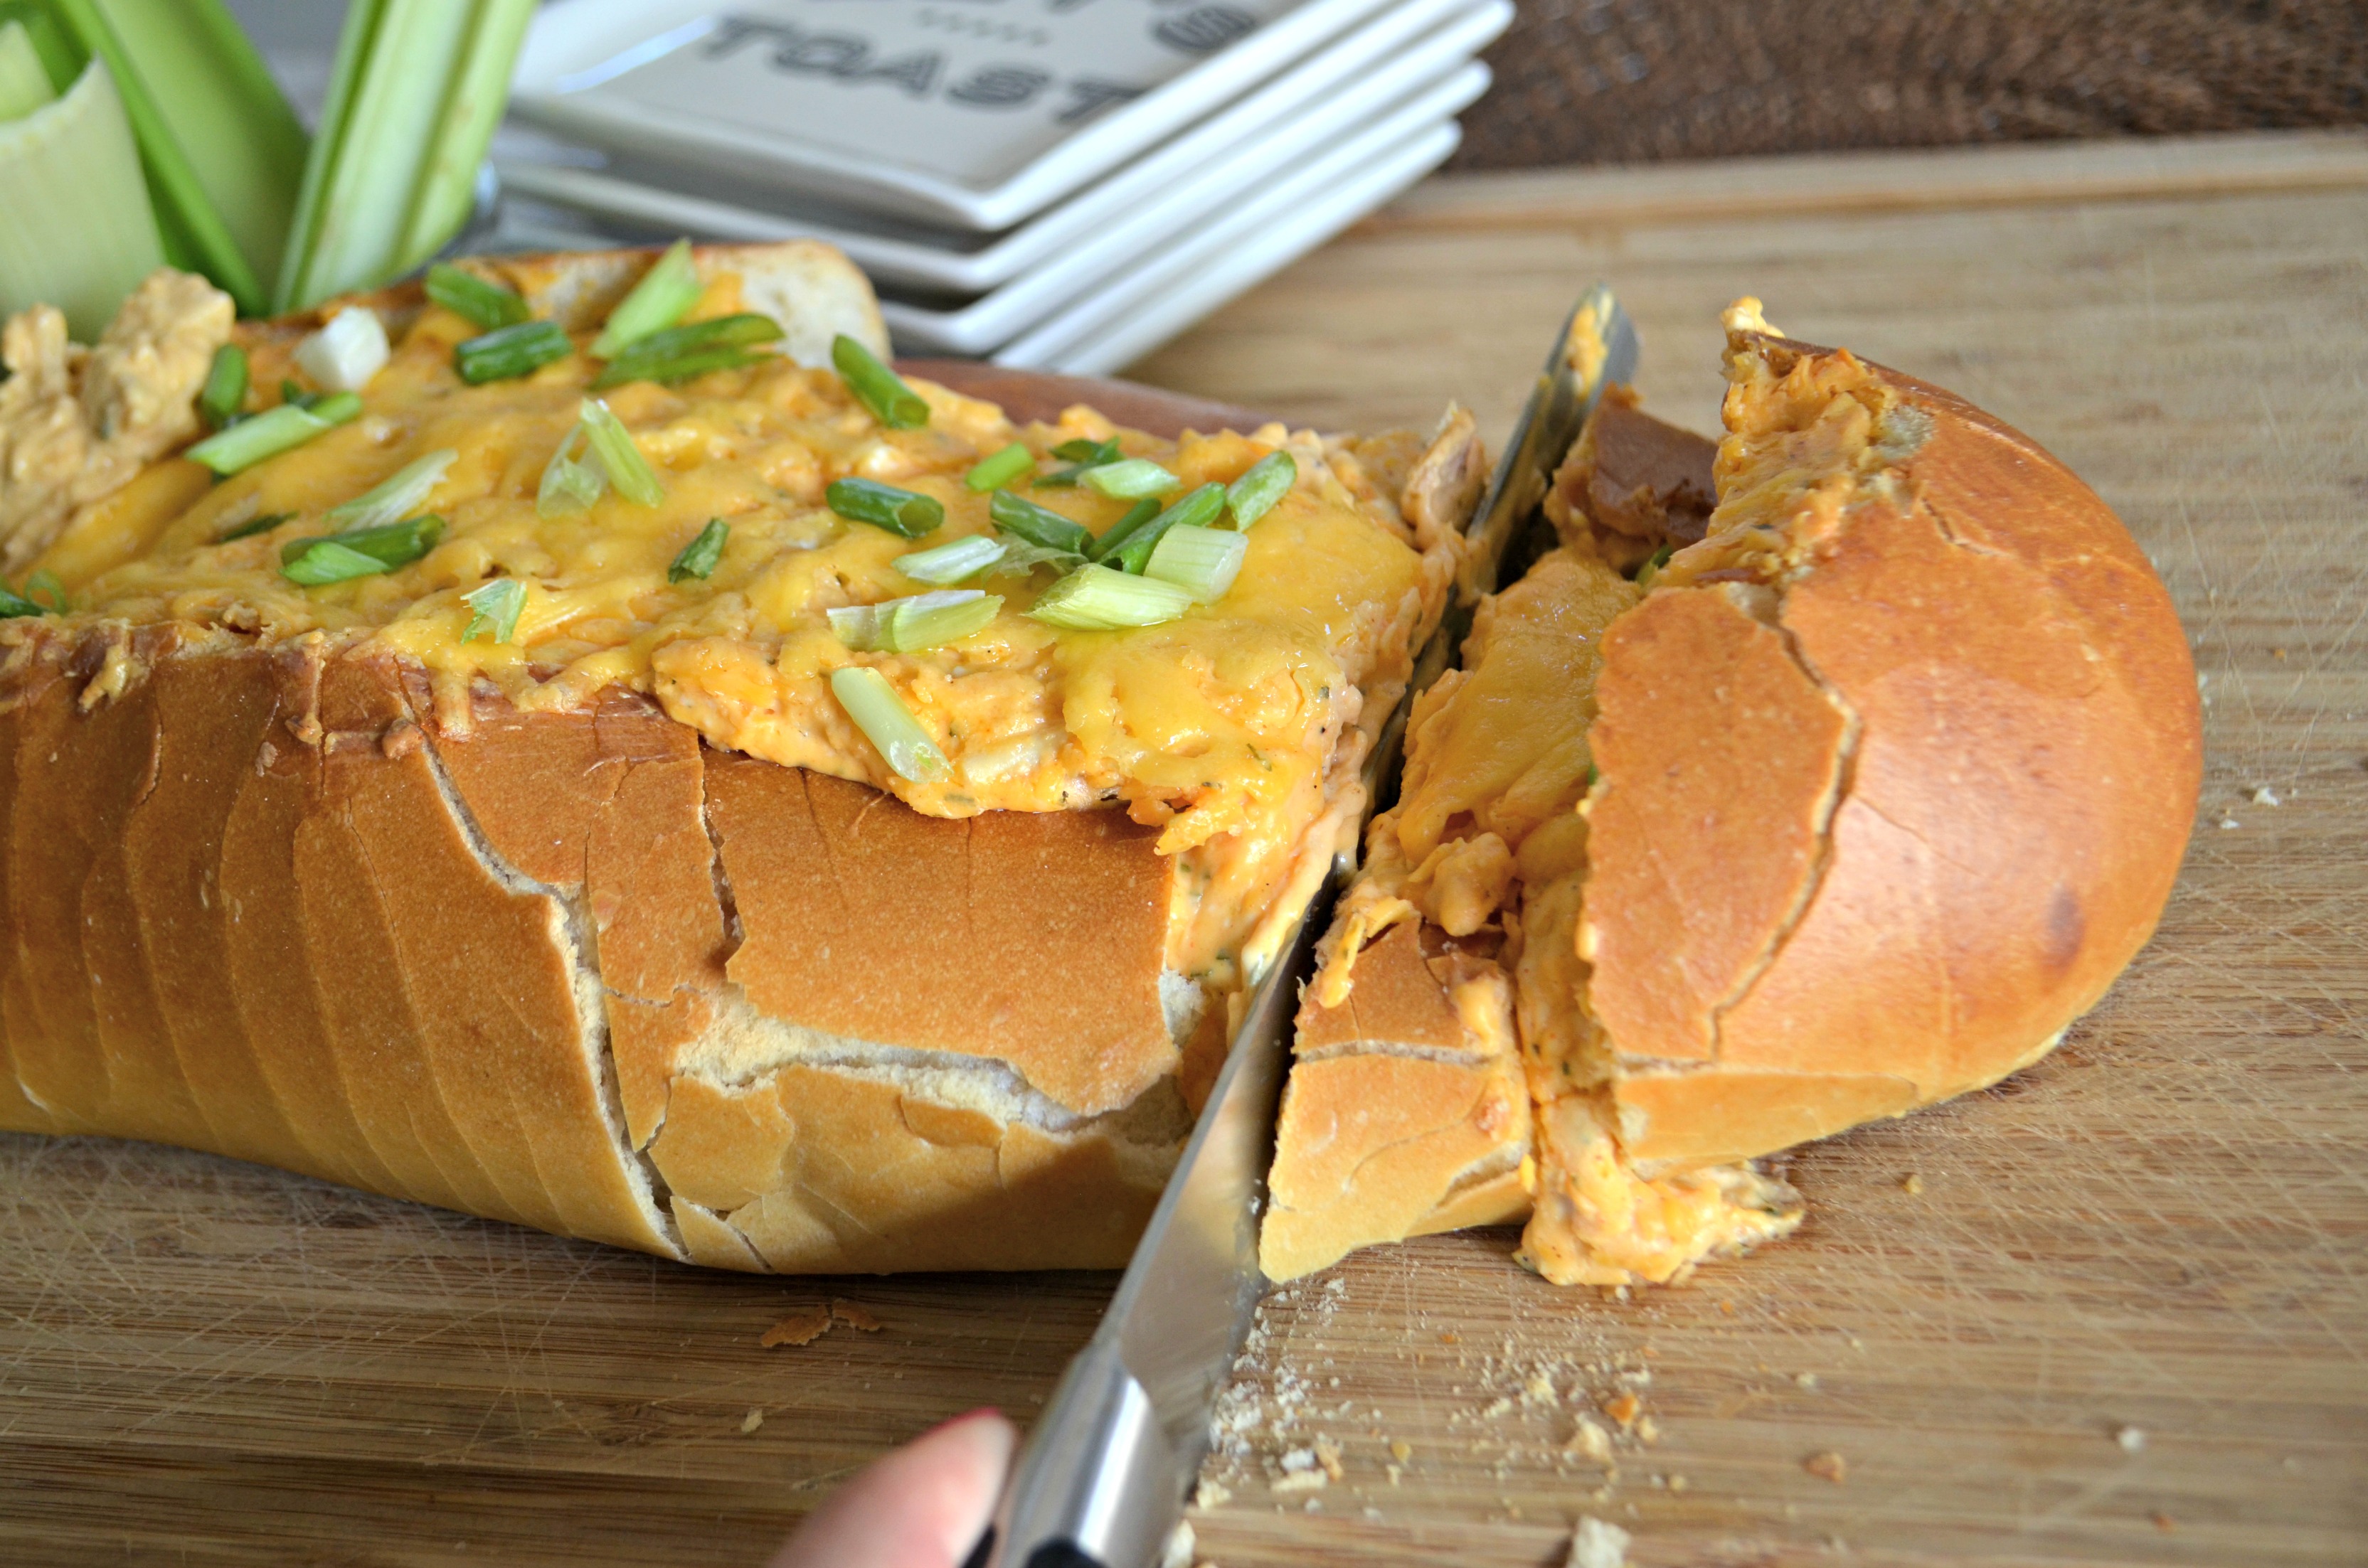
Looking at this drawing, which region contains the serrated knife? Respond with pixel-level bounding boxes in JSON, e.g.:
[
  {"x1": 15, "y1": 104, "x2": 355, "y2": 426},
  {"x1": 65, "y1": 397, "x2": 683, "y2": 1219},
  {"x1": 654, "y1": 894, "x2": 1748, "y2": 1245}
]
[{"x1": 970, "y1": 286, "x2": 1639, "y2": 1568}]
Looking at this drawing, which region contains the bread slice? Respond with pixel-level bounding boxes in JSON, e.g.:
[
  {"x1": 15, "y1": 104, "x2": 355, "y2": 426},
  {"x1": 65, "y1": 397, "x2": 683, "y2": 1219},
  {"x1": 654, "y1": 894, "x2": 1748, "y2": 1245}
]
[
  {"x1": 1265, "y1": 302, "x2": 2200, "y2": 1287},
  {"x1": 0, "y1": 243, "x2": 1475, "y2": 1272}
]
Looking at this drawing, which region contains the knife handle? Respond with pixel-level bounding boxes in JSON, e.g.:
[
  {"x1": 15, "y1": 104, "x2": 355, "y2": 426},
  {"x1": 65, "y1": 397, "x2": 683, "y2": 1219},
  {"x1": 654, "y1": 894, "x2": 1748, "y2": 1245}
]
[{"x1": 970, "y1": 1335, "x2": 1179, "y2": 1568}]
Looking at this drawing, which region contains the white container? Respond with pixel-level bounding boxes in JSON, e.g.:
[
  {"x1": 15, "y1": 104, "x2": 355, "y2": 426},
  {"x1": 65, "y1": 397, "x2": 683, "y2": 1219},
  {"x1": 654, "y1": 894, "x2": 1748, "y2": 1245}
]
[
  {"x1": 882, "y1": 61, "x2": 1487, "y2": 353},
  {"x1": 994, "y1": 114, "x2": 1458, "y2": 374},
  {"x1": 497, "y1": 0, "x2": 1511, "y2": 293},
  {"x1": 511, "y1": 0, "x2": 1411, "y2": 230}
]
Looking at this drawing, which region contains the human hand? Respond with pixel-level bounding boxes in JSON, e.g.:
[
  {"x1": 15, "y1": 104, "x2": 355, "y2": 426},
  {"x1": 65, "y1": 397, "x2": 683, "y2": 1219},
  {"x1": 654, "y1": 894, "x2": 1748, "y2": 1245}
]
[{"x1": 769, "y1": 1408, "x2": 1016, "y2": 1568}]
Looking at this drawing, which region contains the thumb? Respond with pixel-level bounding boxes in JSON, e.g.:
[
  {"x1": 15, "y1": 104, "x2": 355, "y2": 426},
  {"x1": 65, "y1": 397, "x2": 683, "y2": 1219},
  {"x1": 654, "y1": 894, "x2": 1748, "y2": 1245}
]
[{"x1": 771, "y1": 1408, "x2": 1016, "y2": 1568}]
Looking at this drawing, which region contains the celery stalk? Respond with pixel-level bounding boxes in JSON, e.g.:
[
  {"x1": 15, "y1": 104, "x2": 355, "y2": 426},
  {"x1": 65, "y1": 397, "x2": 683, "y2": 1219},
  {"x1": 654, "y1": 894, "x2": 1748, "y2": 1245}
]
[
  {"x1": 277, "y1": 0, "x2": 534, "y2": 311},
  {"x1": 0, "y1": 21, "x2": 53, "y2": 119},
  {"x1": 0, "y1": 58, "x2": 162, "y2": 338}
]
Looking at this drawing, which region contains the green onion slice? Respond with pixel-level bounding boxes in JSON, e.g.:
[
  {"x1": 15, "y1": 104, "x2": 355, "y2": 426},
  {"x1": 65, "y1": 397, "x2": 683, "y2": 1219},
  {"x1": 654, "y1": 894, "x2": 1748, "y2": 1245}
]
[
  {"x1": 198, "y1": 345, "x2": 249, "y2": 431},
  {"x1": 325, "y1": 449, "x2": 457, "y2": 533},
  {"x1": 23, "y1": 570, "x2": 67, "y2": 613},
  {"x1": 1027, "y1": 563, "x2": 1193, "y2": 631},
  {"x1": 538, "y1": 426, "x2": 602, "y2": 518},
  {"x1": 828, "y1": 589, "x2": 1002, "y2": 654},
  {"x1": 592, "y1": 313, "x2": 783, "y2": 388},
  {"x1": 462, "y1": 577, "x2": 526, "y2": 643},
  {"x1": 832, "y1": 334, "x2": 929, "y2": 430},
  {"x1": 1034, "y1": 437, "x2": 1122, "y2": 487},
  {"x1": 1143, "y1": 523, "x2": 1247, "y2": 604},
  {"x1": 830, "y1": 666, "x2": 949, "y2": 782},
  {"x1": 669, "y1": 518, "x2": 731, "y2": 582},
  {"x1": 1092, "y1": 484, "x2": 1224, "y2": 574},
  {"x1": 592, "y1": 240, "x2": 703, "y2": 358},
  {"x1": 280, "y1": 515, "x2": 444, "y2": 583},
  {"x1": 994, "y1": 537, "x2": 1090, "y2": 574},
  {"x1": 425, "y1": 262, "x2": 531, "y2": 331},
  {"x1": 896, "y1": 533, "x2": 1007, "y2": 586},
  {"x1": 1635, "y1": 543, "x2": 1674, "y2": 591},
  {"x1": 578, "y1": 399, "x2": 666, "y2": 506},
  {"x1": 987, "y1": 491, "x2": 1092, "y2": 555},
  {"x1": 0, "y1": 583, "x2": 45, "y2": 619},
  {"x1": 186, "y1": 394, "x2": 361, "y2": 475},
  {"x1": 965, "y1": 442, "x2": 1035, "y2": 493},
  {"x1": 827, "y1": 478, "x2": 944, "y2": 538},
  {"x1": 1083, "y1": 458, "x2": 1180, "y2": 499},
  {"x1": 294, "y1": 307, "x2": 389, "y2": 393},
  {"x1": 456, "y1": 319, "x2": 573, "y2": 385},
  {"x1": 1226, "y1": 450, "x2": 1296, "y2": 528},
  {"x1": 217, "y1": 511, "x2": 294, "y2": 543}
]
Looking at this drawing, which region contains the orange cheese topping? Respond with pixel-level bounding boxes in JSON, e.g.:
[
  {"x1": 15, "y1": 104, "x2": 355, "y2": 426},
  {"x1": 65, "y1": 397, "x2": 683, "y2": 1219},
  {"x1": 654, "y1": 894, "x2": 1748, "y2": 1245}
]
[{"x1": 33, "y1": 298, "x2": 1448, "y2": 986}]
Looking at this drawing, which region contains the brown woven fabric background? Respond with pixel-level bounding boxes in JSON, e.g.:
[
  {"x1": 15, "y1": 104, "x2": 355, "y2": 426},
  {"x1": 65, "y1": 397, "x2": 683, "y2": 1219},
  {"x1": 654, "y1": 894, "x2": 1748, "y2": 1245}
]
[{"x1": 1453, "y1": 0, "x2": 2368, "y2": 169}]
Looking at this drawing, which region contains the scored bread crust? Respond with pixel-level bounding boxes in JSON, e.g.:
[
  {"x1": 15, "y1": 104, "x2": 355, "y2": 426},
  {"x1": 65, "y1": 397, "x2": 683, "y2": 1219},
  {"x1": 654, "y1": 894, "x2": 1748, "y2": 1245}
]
[
  {"x1": 0, "y1": 242, "x2": 1445, "y2": 1274},
  {"x1": 1263, "y1": 314, "x2": 2201, "y2": 1285}
]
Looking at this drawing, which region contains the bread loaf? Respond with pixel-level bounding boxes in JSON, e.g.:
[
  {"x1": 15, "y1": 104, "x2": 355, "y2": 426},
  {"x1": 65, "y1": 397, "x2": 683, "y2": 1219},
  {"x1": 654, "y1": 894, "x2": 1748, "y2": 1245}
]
[
  {"x1": 1264, "y1": 300, "x2": 2202, "y2": 1286},
  {"x1": 0, "y1": 243, "x2": 1474, "y2": 1273}
]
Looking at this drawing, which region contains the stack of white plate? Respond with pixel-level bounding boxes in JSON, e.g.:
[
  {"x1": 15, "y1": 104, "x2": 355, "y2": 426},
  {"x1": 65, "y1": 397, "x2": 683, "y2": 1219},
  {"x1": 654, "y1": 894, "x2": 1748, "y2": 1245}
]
[{"x1": 494, "y1": 0, "x2": 1509, "y2": 374}]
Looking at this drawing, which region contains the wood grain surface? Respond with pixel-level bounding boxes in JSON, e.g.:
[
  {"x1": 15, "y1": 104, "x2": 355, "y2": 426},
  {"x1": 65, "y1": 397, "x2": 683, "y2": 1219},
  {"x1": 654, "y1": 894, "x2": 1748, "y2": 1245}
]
[{"x1": 4, "y1": 132, "x2": 2366, "y2": 1567}]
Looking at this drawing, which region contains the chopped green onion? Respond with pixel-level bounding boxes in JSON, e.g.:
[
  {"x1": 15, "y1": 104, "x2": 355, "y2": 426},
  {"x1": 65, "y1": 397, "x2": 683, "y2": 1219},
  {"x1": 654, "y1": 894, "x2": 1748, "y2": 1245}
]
[
  {"x1": 456, "y1": 319, "x2": 573, "y2": 385},
  {"x1": 324, "y1": 449, "x2": 457, "y2": 533},
  {"x1": 1027, "y1": 563, "x2": 1193, "y2": 631},
  {"x1": 829, "y1": 666, "x2": 948, "y2": 782},
  {"x1": 217, "y1": 510, "x2": 294, "y2": 543},
  {"x1": 538, "y1": 426, "x2": 602, "y2": 518},
  {"x1": 591, "y1": 238, "x2": 701, "y2": 358},
  {"x1": 1586, "y1": 762, "x2": 1601, "y2": 788},
  {"x1": 994, "y1": 538, "x2": 1090, "y2": 575},
  {"x1": 1034, "y1": 437, "x2": 1122, "y2": 487},
  {"x1": 896, "y1": 533, "x2": 1007, "y2": 586},
  {"x1": 831, "y1": 334, "x2": 928, "y2": 430},
  {"x1": 186, "y1": 393, "x2": 360, "y2": 474},
  {"x1": 462, "y1": 577, "x2": 526, "y2": 643},
  {"x1": 578, "y1": 398, "x2": 664, "y2": 506},
  {"x1": 669, "y1": 518, "x2": 730, "y2": 582},
  {"x1": 828, "y1": 589, "x2": 1002, "y2": 654},
  {"x1": 280, "y1": 515, "x2": 442, "y2": 583},
  {"x1": 1092, "y1": 483, "x2": 1224, "y2": 574},
  {"x1": 965, "y1": 442, "x2": 1035, "y2": 493},
  {"x1": 1144, "y1": 523, "x2": 1247, "y2": 604},
  {"x1": 987, "y1": 491, "x2": 1092, "y2": 555},
  {"x1": 198, "y1": 344, "x2": 249, "y2": 431},
  {"x1": 592, "y1": 312, "x2": 782, "y2": 388},
  {"x1": 828, "y1": 478, "x2": 943, "y2": 538},
  {"x1": 425, "y1": 262, "x2": 530, "y2": 331},
  {"x1": 0, "y1": 583, "x2": 43, "y2": 619},
  {"x1": 23, "y1": 570, "x2": 67, "y2": 613},
  {"x1": 294, "y1": 306, "x2": 388, "y2": 392},
  {"x1": 1227, "y1": 451, "x2": 1296, "y2": 528},
  {"x1": 1635, "y1": 543, "x2": 1674, "y2": 591},
  {"x1": 1083, "y1": 458, "x2": 1179, "y2": 499}
]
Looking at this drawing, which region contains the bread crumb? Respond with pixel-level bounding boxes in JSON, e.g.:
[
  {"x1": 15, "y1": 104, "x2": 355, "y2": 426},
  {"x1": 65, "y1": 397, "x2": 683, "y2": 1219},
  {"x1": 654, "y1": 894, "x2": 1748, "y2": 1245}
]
[
  {"x1": 1900, "y1": 1173, "x2": 1924, "y2": 1195},
  {"x1": 1481, "y1": 1397, "x2": 1514, "y2": 1418},
  {"x1": 2116, "y1": 1425, "x2": 2146, "y2": 1453},
  {"x1": 2154, "y1": 1511, "x2": 2176, "y2": 1531},
  {"x1": 1564, "y1": 1418, "x2": 1613, "y2": 1464},
  {"x1": 1385, "y1": 1464, "x2": 1403, "y2": 1487},
  {"x1": 1566, "y1": 1515, "x2": 1630, "y2": 1568},
  {"x1": 1160, "y1": 1521, "x2": 1195, "y2": 1568},
  {"x1": 1439, "y1": 1331, "x2": 1460, "y2": 1344},
  {"x1": 1193, "y1": 1480, "x2": 1231, "y2": 1509},
  {"x1": 829, "y1": 1298, "x2": 882, "y2": 1331},
  {"x1": 1314, "y1": 1439, "x2": 1344, "y2": 1481},
  {"x1": 1270, "y1": 1471, "x2": 1327, "y2": 1494},
  {"x1": 760, "y1": 1306, "x2": 834, "y2": 1348},
  {"x1": 740, "y1": 1408, "x2": 763, "y2": 1433},
  {"x1": 1667, "y1": 1474, "x2": 1688, "y2": 1492},
  {"x1": 1796, "y1": 1372, "x2": 1820, "y2": 1390},
  {"x1": 1718, "y1": 1298, "x2": 1736, "y2": 1314},
  {"x1": 1389, "y1": 1439, "x2": 1413, "y2": 1463},
  {"x1": 1601, "y1": 1393, "x2": 1641, "y2": 1429},
  {"x1": 1635, "y1": 1416, "x2": 1660, "y2": 1446},
  {"x1": 2219, "y1": 817, "x2": 2240, "y2": 830},
  {"x1": 1804, "y1": 1450, "x2": 1847, "y2": 1483},
  {"x1": 1279, "y1": 1447, "x2": 1317, "y2": 1474},
  {"x1": 2251, "y1": 786, "x2": 2281, "y2": 806}
]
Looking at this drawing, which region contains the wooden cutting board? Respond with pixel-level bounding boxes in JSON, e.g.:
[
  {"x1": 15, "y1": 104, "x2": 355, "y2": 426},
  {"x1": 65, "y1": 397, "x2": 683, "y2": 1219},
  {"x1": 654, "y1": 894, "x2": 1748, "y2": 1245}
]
[{"x1": 4, "y1": 130, "x2": 2364, "y2": 1567}]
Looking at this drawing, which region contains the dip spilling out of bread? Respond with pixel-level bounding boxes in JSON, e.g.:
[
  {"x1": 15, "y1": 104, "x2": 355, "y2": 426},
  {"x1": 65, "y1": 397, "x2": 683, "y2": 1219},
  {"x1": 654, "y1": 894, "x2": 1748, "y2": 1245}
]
[
  {"x1": 0, "y1": 247, "x2": 2197, "y2": 1288},
  {"x1": 1262, "y1": 302, "x2": 2201, "y2": 1287}
]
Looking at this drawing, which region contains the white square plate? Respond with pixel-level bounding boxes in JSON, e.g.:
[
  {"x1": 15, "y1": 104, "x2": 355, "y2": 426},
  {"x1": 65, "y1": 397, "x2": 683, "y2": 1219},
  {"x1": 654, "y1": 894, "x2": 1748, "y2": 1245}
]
[
  {"x1": 992, "y1": 114, "x2": 1459, "y2": 374},
  {"x1": 495, "y1": 0, "x2": 1509, "y2": 293},
  {"x1": 511, "y1": 0, "x2": 1409, "y2": 230},
  {"x1": 881, "y1": 60, "x2": 1487, "y2": 353}
]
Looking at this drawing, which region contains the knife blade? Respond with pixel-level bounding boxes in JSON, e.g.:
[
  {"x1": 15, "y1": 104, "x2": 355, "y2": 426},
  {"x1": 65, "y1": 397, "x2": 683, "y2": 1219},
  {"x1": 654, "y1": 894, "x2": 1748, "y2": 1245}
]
[{"x1": 972, "y1": 285, "x2": 1638, "y2": 1568}]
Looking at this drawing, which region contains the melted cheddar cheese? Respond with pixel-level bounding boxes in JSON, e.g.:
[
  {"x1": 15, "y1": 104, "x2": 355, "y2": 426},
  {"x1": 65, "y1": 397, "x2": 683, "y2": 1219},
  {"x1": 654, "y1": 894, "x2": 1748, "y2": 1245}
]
[{"x1": 32, "y1": 291, "x2": 1451, "y2": 987}]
